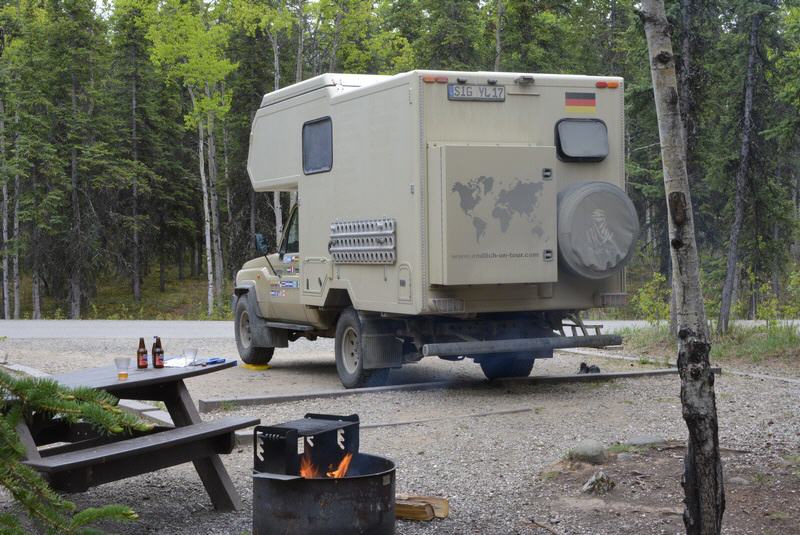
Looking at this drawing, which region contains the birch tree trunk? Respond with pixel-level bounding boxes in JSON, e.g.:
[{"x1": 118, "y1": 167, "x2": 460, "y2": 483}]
[
  {"x1": 269, "y1": 32, "x2": 283, "y2": 240},
  {"x1": 718, "y1": 13, "x2": 761, "y2": 334},
  {"x1": 640, "y1": 2, "x2": 724, "y2": 534},
  {"x1": 295, "y1": 0, "x2": 305, "y2": 83},
  {"x1": 493, "y1": 0, "x2": 504, "y2": 71},
  {"x1": 190, "y1": 89, "x2": 215, "y2": 316},
  {"x1": 1, "y1": 96, "x2": 8, "y2": 320},
  {"x1": 204, "y1": 90, "x2": 224, "y2": 301}
]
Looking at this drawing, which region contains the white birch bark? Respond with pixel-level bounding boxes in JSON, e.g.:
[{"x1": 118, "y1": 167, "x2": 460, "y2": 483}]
[
  {"x1": 204, "y1": 84, "x2": 224, "y2": 301},
  {"x1": 640, "y1": 2, "x2": 724, "y2": 533},
  {"x1": 189, "y1": 88, "x2": 215, "y2": 316}
]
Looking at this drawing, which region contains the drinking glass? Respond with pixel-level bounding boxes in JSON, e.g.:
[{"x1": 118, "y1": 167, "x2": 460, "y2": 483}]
[
  {"x1": 114, "y1": 357, "x2": 131, "y2": 381},
  {"x1": 182, "y1": 348, "x2": 198, "y2": 366}
]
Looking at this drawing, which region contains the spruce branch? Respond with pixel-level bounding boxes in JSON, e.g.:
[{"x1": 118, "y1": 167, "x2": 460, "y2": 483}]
[{"x1": 0, "y1": 369, "x2": 146, "y2": 533}]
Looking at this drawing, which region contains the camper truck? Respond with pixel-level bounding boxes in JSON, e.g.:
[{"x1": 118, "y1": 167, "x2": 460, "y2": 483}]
[{"x1": 234, "y1": 70, "x2": 639, "y2": 388}]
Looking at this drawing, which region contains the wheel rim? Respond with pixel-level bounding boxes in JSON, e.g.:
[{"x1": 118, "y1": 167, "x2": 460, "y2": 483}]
[
  {"x1": 341, "y1": 326, "x2": 360, "y2": 374},
  {"x1": 239, "y1": 310, "x2": 252, "y2": 348}
]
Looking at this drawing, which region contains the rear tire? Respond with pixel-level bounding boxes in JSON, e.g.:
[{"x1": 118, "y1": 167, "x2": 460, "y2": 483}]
[
  {"x1": 335, "y1": 308, "x2": 390, "y2": 389},
  {"x1": 479, "y1": 353, "x2": 535, "y2": 380},
  {"x1": 235, "y1": 297, "x2": 274, "y2": 365}
]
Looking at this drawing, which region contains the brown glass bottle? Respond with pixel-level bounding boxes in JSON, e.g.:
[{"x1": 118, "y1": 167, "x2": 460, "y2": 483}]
[
  {"x1": 137, "y1": 337, "x2": 148, "y2": 369},
  {"x1": 152, "y1": 337, "x2": 165, "y2": 369}
]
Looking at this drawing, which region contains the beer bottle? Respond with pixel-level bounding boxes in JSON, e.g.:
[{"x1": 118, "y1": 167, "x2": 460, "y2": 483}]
[
  {"x1": 137, "y1": 337, "x2": 148, "y2": 369},
  {"x1": 153, "y1": 337, "x2": 165, "y2": 369}
]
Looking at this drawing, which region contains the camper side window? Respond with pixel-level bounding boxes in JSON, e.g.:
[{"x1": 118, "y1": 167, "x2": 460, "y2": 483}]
[
  {"x1": 302, "y1": 117, "x2": 333, "y2": 174},
  {"x1": 555, "y1": 119, "x2": 608, "y2": 162}
]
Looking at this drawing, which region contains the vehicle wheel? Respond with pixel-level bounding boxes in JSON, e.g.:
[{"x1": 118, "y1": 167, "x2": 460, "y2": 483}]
[
  {"x1": 479, "y1": 352, "x2": 535, "y2": 380},
  {"x1": 235, "y1": 297, "x2": 274, "y2": 365},
  {"x1": 335, "y1": 308, "x2": 390, "y2": 389}
]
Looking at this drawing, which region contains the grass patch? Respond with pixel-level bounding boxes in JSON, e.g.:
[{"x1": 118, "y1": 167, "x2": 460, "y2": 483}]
[
  {"x1": 16, "y1": 267, "x2": 233, "y2": 320},
  {"x1": 539, "y1": 470, "x2": 560, "y2": 481},
  {"x1": 608, "y1": 443, "x2": 643, "y2": 454},
  {"x1": 619, "y1": 324, "x2": 800, "y2": 364}
]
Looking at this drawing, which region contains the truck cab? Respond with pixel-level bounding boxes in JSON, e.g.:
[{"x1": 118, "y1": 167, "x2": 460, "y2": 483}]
[{"x1": 234, "y1": 70, "x2": 638, "y2": 388}]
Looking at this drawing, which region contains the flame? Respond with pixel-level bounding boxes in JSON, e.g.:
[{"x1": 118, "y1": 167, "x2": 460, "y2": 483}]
[
  {"x1": 299, "y1": 452, "x2": 320, "y2": 479},
  {"x1": 326, "y1": 452, "x2": 353, "y2": 479}
]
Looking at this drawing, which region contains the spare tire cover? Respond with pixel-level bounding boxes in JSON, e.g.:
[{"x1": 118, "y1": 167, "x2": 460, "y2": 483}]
[{"x1": 557, "y1": 181, "x2": 639, "y2": 280}]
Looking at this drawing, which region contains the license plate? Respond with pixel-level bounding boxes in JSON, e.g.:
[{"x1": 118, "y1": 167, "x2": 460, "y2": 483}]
[{"x1": 447, "y1": 84, "x2": 505, "y2": 102}]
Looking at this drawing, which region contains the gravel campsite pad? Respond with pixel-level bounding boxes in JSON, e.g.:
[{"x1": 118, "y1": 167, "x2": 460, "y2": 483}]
[{"x1": 1, "y1": 334, "x2": 799, "y2": 534}]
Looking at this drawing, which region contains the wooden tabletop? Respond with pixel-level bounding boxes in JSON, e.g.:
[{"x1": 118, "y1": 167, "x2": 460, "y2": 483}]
[{"x1": 53, "y1": 360, "x2": 237, "y2": 393}]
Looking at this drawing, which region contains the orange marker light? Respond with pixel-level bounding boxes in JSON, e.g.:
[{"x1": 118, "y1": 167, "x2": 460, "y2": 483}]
[
  {"x1": 422, "y1": 75, "x2": 436, "y2": 83},
  {"x1": 607, "y1": 81, "x2": 620, "y2": 88},
  {"x1": 435, "y1": 76, "x2": 449, "y2": 83}
]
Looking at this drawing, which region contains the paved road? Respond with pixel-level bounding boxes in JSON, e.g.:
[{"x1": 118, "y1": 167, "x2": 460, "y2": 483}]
[
  {"x1": 0, "y1": 320, "x2": 233, "y2": 338},
  {"x1": 1, "y1": 318, "x2": 797, "y2": 339}
]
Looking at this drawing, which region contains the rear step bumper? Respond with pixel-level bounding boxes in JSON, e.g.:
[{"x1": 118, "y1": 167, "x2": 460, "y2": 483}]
[{"x1": 422, "y1": 334, "x2": 622, "y2": 357}]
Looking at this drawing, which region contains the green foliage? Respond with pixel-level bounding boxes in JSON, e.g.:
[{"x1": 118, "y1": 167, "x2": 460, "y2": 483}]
[
  {"x1": 621, "y1": 323, "x2": 800, "y2": 364},
  {"x1": 630, "y1": 272, "x2": 670, "y2": 325},
  {"x1": 0, "y1": 0, "x2": 798, "y2": 320},
  {"x1": 0, "y1": 369, "x2": 150, "y2": 533}
]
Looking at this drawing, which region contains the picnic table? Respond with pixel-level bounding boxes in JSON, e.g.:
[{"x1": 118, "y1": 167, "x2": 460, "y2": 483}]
[{"x1": 18, "y1": 360, "x2": 258, "y2": 511}]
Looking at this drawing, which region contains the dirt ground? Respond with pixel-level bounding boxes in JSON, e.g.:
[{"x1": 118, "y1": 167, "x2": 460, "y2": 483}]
[{"x1": 1, "y1": 332, "x2": 799, "y2": 534}]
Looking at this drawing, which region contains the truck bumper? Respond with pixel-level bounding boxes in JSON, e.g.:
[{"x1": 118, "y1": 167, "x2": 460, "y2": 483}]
[{"x1": 421, "y1": 334, "x2": 622, "y2": 357}]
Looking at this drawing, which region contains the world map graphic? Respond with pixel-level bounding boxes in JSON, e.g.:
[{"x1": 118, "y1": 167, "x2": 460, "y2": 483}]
[{"x1": 451, "y1": 175, "x2": 544, "y2": 242}]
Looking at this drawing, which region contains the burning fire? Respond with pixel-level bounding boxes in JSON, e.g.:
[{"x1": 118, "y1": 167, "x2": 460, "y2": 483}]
[
  {"x1": 326, "y1": 453, "x2": 353, "y2": 478},
  {"x1": 299, "y1": 452, "x2": 353, "y2": 479},
  {"x1": 299, "y1": 452, "x2": 320, "y2": 479}
]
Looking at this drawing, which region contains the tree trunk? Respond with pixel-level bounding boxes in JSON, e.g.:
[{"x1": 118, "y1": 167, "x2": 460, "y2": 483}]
[
  {"x1": 69, "y1": 73, "x2": 82, "y2": 319},
  {"x1": 1, "y1": 96, "x2": 8, "y2": 320},
  {"x1": 192, "y1": 239, "x2": 200, "y2": 277},
  {"x1": 493, "y1": 0, "x2": 504, "y2": 71},
  {"x1": 270, "y1": 40, "x2": 284, "y2": 240},
  {"x1": 190, "y1": 89, "x2": 214, "y2": 317},
  {"x1": 223, "y1": 119, "x2": 233, "y2": 278},
  {"x1": 640, "y1": 2, "x2": 724, "y2": 534},
  {"x1": 12, "y1": 111, "x2": 19, "y2": 319},
  {"x1": 131, "y1": 46, "x2": 141, "y2": 302},
  {"x1": 204, "y1": 94, "x2": 224, "y2": 302},
  {"x1": 329, "y1": 12, "x2": 342, "y2": 72},
  {"x1": 295, "y1": 0, "x2": 305, "y2": 83},
  {"x1": 718, "y1": 13, "x2": 761, "y2": 334},
  {"x1": 178, "y1": 243, "x2": 184, "y2": 281}
]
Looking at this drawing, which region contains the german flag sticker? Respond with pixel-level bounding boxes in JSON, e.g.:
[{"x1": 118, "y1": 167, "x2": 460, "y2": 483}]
[{"x1": 565, "y1": 92, "x2": 596, "y2": 113}]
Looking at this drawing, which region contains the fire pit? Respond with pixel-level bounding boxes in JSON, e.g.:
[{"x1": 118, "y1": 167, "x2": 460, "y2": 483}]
[{"x1": 253, "y1": 413, "x2": 396, "y2": 535}]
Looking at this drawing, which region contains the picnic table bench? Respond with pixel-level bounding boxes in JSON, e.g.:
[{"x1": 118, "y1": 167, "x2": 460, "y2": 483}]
[{"x1": 18, "y1": 360, "x2": 258, "y2": 511}]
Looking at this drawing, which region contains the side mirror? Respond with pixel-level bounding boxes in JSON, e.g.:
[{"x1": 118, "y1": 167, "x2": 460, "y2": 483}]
[{"x1": 255, "y1": 233, "x2": 269, "y2": 255}]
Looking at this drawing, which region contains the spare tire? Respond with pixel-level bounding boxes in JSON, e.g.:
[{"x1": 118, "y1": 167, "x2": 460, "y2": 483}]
[{"x1": 557, "y1": 181, "x2": 639, "y2": 280}]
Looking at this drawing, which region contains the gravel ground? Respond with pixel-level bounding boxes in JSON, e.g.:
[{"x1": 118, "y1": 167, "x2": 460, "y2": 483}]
[{"x1": 1, "y1": 333, "x2": 798, "y2": 534}]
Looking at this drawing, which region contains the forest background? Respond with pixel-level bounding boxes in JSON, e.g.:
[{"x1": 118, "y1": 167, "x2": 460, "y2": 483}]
[{"x1": 0, "y1": 0, "x2": 798, "y2": 325}]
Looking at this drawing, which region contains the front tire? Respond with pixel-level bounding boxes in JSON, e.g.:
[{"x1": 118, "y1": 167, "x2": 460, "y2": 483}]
[
  {"x1": 335, "y1": 308, "x2": 390, "y2": 389},
  {"x1": 479, "y1": 353, "x2": 535, "y2": 380},
  {"x1": 234, "y1": 297, "x2": 274, "y2": 365}
]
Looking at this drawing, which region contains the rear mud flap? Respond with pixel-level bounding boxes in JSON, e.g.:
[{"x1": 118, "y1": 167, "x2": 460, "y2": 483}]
[{"x1": 359, "y1": 315, "x2": 403, "y2": 370}]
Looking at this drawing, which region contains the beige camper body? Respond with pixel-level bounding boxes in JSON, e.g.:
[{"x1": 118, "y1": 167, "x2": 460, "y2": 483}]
[{"x1": 235, "y1": 70, "x2": 638, "y2": 387}]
